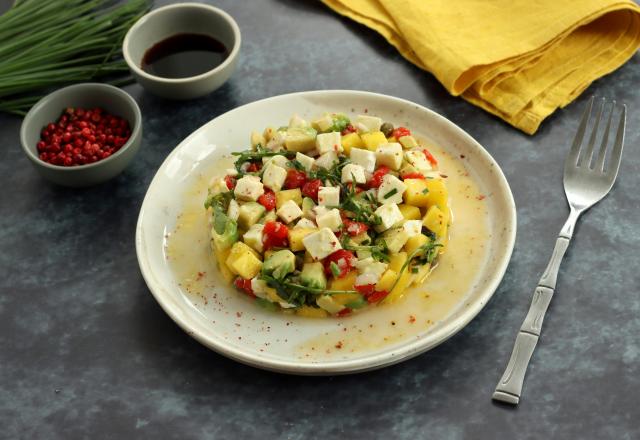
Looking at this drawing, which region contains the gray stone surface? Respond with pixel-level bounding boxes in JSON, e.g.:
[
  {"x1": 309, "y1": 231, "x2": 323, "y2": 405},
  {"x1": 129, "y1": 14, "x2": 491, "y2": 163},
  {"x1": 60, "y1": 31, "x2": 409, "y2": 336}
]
[{"x1": 1, "y1": 1, "x2": 639, "y2": 439}]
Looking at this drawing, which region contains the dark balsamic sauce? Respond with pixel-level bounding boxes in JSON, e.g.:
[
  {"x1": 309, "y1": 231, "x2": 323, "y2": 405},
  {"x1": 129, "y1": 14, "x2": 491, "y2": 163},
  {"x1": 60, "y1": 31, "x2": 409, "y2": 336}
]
[{"x1": 141, "y1": 33, "x2": 228, "y2": 79}]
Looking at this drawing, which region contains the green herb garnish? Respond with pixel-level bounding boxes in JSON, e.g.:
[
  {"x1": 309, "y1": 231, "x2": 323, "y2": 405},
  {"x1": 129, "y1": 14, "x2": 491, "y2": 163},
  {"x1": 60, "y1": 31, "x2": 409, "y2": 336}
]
[
  {"x1": 383, "y1": 188, "x2": 398, "y2": 199},
  {"x1": 330, "y1": 262, "x2": 341, "y2": 278}
]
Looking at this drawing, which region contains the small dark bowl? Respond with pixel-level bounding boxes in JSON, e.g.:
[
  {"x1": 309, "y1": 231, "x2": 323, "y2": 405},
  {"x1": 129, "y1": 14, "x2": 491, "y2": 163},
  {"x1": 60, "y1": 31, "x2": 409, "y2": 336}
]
[{"x1": 20, "y1": 83, "x2": 142, "y2": 187}]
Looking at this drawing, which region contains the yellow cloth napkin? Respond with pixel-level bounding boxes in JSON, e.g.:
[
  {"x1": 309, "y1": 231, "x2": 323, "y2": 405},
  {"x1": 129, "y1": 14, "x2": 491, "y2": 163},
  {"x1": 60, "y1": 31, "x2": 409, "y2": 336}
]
[{"x1": 321, "y1": 0, "x2": 640, "y2": 134}]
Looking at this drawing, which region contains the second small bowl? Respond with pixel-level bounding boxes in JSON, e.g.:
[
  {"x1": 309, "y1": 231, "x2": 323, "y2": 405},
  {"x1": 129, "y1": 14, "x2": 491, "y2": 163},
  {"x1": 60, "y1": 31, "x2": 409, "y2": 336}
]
[{"x1": 122, "y1": 3, "x2": 241, "y2": 100}]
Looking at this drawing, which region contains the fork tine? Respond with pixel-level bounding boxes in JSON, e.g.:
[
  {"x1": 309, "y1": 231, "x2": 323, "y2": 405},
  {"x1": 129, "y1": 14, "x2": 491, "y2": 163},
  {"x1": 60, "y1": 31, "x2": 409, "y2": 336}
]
[
  {"x1": 606, "y1": 104, "x2": 626, "y2": 178},
  {"x1": 594, "y1": 101, "x2": 615, "y2": 171},
  {"x1": 566, "y1": 96, "x2": 594, "y2": 168},
  {"x1": 579, "y1": 97, "x2": 605, "y2": 167}
]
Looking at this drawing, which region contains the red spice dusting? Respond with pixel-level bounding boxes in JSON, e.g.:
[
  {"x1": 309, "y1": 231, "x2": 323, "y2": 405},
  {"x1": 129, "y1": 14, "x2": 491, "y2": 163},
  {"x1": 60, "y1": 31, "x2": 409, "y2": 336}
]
[
  {"x1": 476, "y1": 195, "x2": 486, "y2": 200},
  {"x1": 423, "y1": 148, "x2": 438, "y2": 166},
  {"x1": 401, "y1": 172, "x2": 425, "y2": 180},
  {"x1": 335, "y1": 341, "x2": 344, "y2": 349},
  {"x1": 341, "y1": 124, "x2": 356, "y2": 136},
  {"x1": 409, "y1": 315, "x2": 416, "y2": 323},
  {"x1": 36, "y1": 107, "x2": 130, "y2": 166}
]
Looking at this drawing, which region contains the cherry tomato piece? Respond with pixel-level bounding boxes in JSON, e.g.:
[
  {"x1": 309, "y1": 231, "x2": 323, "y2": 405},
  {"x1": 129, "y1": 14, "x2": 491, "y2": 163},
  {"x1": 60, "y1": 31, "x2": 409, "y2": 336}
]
[
  {"x1": 302, "y1": 179, "x2": 322, "y2": 201},
  {"x1": 246, "y1": 162, "x2": 262, "y2": 172},
  {"x1": 392, "y1": 126, "x2": 411, "y2": 139},
  {"x1": 401, "y1": 172, "x2": 424, "y2": 180},
  {"x1": 423, "y1": 149, "x2": 438, "y2": 166},
  {"x1": 365, "y1": 290, "x2": 390, "y2": 303},
  {"x1": 323, "y1": 250, "x2": 356, "y2": 278},
  {"x1": 258, "y1": 189, "x2": 276, "y2": 211},
  {"x1": 284, "y1": 169, "x2": 307, "y2": 189},
  {"x1": 343, "y1": 218, "x2": 368, "y2": 236},
  {"x1": 262, "y1": 221, "x2": 289, "y2": 250},
  {"x1": 224, "y1": 175, "x2": 236, "y2": 189},
  {"x1": 368, "y1": 166, "x2": 390, "y2": 188},
  {"x1": 234, "y1": 278, "x2": 255, "y2": 297}
]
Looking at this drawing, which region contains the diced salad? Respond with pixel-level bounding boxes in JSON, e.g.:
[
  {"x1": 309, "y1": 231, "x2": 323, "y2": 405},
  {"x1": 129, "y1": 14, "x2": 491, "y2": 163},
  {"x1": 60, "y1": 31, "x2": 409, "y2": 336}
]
[{"x1": 205, "y1": 112, "x2": 450, "y2": 318}]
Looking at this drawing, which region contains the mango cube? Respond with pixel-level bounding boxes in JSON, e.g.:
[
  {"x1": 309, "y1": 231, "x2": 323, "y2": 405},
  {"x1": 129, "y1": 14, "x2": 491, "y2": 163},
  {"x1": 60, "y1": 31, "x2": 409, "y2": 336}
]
[
  {"x1": 276, "y1": 189, "x2": 303, "y2": 209},
  {"x1": 361, "y1": 131, "x2": 388, "y2": 151},
  {"x1": 398, "y1": 204, "x2": 421, "y2": 221},
  {"x1": 404, "y1": 234, "x2": 429, "y2": 254},
  {"x1": 329, "y1": 270, "x2": 358, "y2": 291},
  {"x1": 214, "y1": 247, "x2": 235, "y2": 283},
  {"x1": 341, "y1": 133, "x2": 364, "y2": 155},
  {"x1": 403, "y1": 178, "x2": 430, "y2": 207},
  {"x1": 226, "y1": 242, "x2": 262, "y2": 279},
  {"x1": 376, "y1": 269, "x2": 398, "y2": 292},
  {"x1": 422, "y1": 205, "x2": 447, "y2": 237},
  {"x1": 288, "y1": 228, "x2": 316, "y2": 252}
]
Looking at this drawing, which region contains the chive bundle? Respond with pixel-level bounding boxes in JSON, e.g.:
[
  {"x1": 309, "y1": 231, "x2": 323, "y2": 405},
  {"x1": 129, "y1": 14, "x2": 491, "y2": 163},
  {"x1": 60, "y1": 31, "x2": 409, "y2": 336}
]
[{"x1": 0, "y1": 0, "x2": 151, "y2": 115}]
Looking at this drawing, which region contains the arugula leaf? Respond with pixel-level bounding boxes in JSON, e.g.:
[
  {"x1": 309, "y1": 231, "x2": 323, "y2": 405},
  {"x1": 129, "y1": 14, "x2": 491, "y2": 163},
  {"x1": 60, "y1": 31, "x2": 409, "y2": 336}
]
[
  {"x1": 327, "y1": 114, "x2": 350, "y2": 133},
  {"x1": 204, "y1": 192, "x2": 234, "y2": 234},
  {"x1": 232, "y1": 146, "x2": 295, "y2": 175},
  {"x1": 260, "y1": 273, "x2": 358, "y2": 307}
]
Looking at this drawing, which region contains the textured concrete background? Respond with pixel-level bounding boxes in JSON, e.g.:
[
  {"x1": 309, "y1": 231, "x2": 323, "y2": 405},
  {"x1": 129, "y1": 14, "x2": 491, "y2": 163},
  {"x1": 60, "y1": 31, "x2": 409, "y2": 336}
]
[{"x1": 1, "y1": 1, "x2": 639, "y2": 439}]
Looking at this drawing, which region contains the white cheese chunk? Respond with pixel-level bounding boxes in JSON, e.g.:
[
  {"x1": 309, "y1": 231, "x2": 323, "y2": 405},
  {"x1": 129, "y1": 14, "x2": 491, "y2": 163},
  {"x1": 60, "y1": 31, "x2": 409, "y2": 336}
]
[
  {"x1": 289, "y1": 114, "x2": 309, "y2": 128},
  {"x1": 374, "y1": 203, "x2": 404, "y2": 232},
  {"x1": 262, "y1": 154, "x2": 289, "y2": 169},
  {"x1": 404, "y1": 149, "x2": 433, "y2": 173},
  {"x1": 375, "y1": 143, "x2": 403, "y2": 170},
  {"x1": 313, "y1": 205, "x2": 329, "y2": 218},
  {"x1": 350, "y1": 147, "x2": 376, "y2": 173},
  {"x1": 355, "y1": 272, "x2": 381, "y2": 286},
  {"x1": 356, "y1": 114, "x2": 382, "y2": 133},
  {"x1": 277, "y1": 199, "x2": 303, "y2": 224},
  {"x1": 316, "y1": 132, "x2": 343, "y2": 155},
  {"x1": 403, "y1": 219, "x2": 423, "y2": 236},
  {"x1": 250, "y1": 277, "x2": 269, "y2": 299},
  {"x1": 315, "y1": 208, "x2": 342, "y2": 231},
  {"x1": 377, "y1": 174, "x2": 406, "y2": 204},
  {"x1": 225, "y1": 168, "x2": 238, "y2": 177},
  {"x1": 243, "y1": 224, "x2": 265, "y2": 253},
  {"x1": 262, "y1": 163, "x2": 287, "y2": 192},
  {"x1": 294, "y1": 218, "x2": 317, "y2": 229},
  {"x1": 316, "y1": 295, "x2": 345, "y2": 314},
  {"x1": 341, "y1": 163, "x2": 366, "y2": 184},
  {"x1": 312, "y1": 114, "x2": 334, "y2": 132},
  {"x1": 302, "y1": 227, "x2": 342, "y2": 260},
  {"x1": 227, "y1": 199, "x2": 240, "y2": 221},
  {"x1": 265, "y1": 130, "x2": 287, "y2": 151},
  {"x1": 355, "y1": 258, "x2": 388, "y2": 278},
  {"x1": 295, "y1": 152, "x2": 315, "y2": 172},
  {"x1": 318, "y1": 186, "x2": 340, "y2": 207},
  {"x1": 234, "y1": 175, "x2": 264, "y2": 201},
  {"x1": 315, "y1": 151, "x2": 338, "y2": 170}
]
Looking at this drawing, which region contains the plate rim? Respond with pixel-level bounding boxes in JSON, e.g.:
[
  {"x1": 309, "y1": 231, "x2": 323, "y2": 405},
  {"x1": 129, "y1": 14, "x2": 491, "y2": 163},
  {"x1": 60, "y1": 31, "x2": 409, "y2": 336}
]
[{"x1": 135, "y1": 89, "x2": 517, "y2": 374}]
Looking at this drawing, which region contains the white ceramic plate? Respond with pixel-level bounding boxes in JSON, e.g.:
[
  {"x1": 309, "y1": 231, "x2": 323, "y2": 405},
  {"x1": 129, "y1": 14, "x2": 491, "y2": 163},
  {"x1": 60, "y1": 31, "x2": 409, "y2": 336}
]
[{"x1": 136, "y1": 90, "x2": 516, "y2": 374}]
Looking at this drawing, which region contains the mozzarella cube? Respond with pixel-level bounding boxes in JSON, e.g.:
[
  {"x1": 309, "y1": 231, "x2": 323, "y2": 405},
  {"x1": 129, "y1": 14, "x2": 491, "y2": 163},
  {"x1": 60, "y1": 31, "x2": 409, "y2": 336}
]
[
  {"x1": 403, "y1": 219, "x2": 423, "y2": 236},
  {"x1": 295, "y1": 152, "x2": 315, "y2": 171},
  {"x1": 315, "y1": 208, "x2": 342, "y2": 231},
  {"x1": 355, "y1": 272, "x2": 380, "y2": 286},
  {"x1": 355, "y1": 258, "x2": 388, "y2": 277},
  {"x1": 227, "y1": 199, "x2": 240, "y2": 221},
  {"x1": 262, "y1": 163, "x2": 287, "y2": 191},
  {"x1": 234, "y1": 175, "x2": 264, "y2": 201},
  {"x1": 315, "y1": 151, "x2": 338, "y2": 170},
  {"x1": 295, "y1": 218, "x2": 317, "y2": 229},
  {"x1": 225, "y1": 168, "x2": 238, "y2": 177},
  {"x1": 312, "y1": 114, "x2": 334, "y2": 132},
  {"x1": 277, "y1": 200, "x2": 303, "y2": 224},
  {"x1": 318, "y1": 186, "x2": 340, "y2": 207},
  {"x1": 316, "y1": 132, "x2": 343, "y2": 155},
  {"x1": 377, "y1": 174, "x2": 406, "y2": 204},
  {"x1": 341, "y1": 164, "x2": 366, "y2": 184},
  {"x1": 262, "y1": 154, "x2": 289, "y2": 169},
  {"x1": 302, "y1": 228, "x2": 342, "y2": 260},
  {"x1": 313, "y1": 205, "x2": 329, "y2": 218},
  {"x1": 375, "y1": 143, "x2": 403, "y2": 170},
  {"x1": 289, "y1": 114, "x2": 309, "y2": 128},
  {"x1": 250, "y1": 277, "x2": 269, "y2": 299},
  {"x1": 404, "y1": 149, "x2": 433, "y2": 173},
  {"x1": 374, "y1": 203, "x2": 404, "y2": 231},
  {"x1": 265, "y1": 130, "x2": 287, "y2": 151},
  {"x1": 356, "y1": 114, "x2": 382, "y2": 133},
  {"x1": 350, "y1": 147, "x2": 376, "y2": 173},
  {"x1": 243, "y1": 223, "x2": 265, "y2": 253}
]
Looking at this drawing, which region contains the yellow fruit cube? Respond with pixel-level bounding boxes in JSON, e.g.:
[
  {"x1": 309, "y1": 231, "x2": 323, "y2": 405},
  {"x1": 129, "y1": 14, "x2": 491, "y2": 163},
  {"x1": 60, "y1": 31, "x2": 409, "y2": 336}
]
[
  {"x1": 422, "y1": 205, "x2": 447, "y2": 237},
  {"x1": 398, "y1": 204, "x2": 421, "y2": 221},
  {"x1": 389, "y1": 252, "x2": 407, "y2": 273},
  {"x1": 438, "y1": 227, "x2": 449, "y2": 254},
  {"x1": 331, "y1": 292, "x2": 362, "y2": 306},
  {"x1": 341, "y1": 133, "x2": 364, "y2": 155},
  {"x1": 403, "y1": 179, "x2": 430, "y2": 207},
  {"x1": 226, "y1": 242, "x2": 263, "y2": 279},
  {"x1": 361, "y1": 131, "x2": 388, "y2": 151},
  {"x1": 376, "y1": 269, "x2": 398, "y2": 292},
  {"x1": 384, "y1": 270, "x2": 413, "y2": 303},
  {"x1": 404, "y1": 234, "x2": 429, "y2": 254},
  {"x1": 214, "y1": 247, "x2": 235, "y2": 283},
  {"x1": 425, "y1": 179, "x2": 448, "y2": 208},
  {"x1": 288, "y1": 228, "x2": 316, "y2": 252},
  {"x1": 251, "y1": 131, "x2": 266, "y2": 148},
  {"x1": 398, "y1": 135, "x2": 418, "y2": 149},
  {"x1": 329, "y1": 270, "x2": 358, "y2": 291},
  {"x1": 387, "y1": 136, "x2": 397, "y2": 143},
  {"x1": 296, "y1": 306, "x2": 328, "y2": 318},
  {"x1": 276, "y1": 189, "x2": 302, "y2": 209}
]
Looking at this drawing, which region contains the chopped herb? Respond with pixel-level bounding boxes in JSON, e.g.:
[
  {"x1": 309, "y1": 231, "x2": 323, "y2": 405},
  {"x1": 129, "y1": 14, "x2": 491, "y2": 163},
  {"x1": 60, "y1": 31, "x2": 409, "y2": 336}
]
[
  {"x1": 232, "y1": 146, "x2": 295, "y2": 175},
  {"x1": 422, "y1": 188, "x2": 429, "y2": 194},
  {"x1": 330, "y1": 262, "x2": 341, "y2": 278},
  {"x1": 383, "y1": 188, "x2": 398, "y2": 199}
]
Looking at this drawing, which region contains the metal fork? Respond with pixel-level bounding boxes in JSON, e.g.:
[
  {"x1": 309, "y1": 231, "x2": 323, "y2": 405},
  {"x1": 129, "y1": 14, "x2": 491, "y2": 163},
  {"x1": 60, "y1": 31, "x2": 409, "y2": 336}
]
[{"x1": 492, "y1": 96, "x2": 627, "y2": 405}]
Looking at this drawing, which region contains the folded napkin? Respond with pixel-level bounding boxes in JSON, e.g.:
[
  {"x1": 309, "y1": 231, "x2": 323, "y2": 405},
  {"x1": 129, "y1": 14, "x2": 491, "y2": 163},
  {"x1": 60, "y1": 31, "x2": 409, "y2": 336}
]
[{"x1": 321, "y1": 0, "x2": 640, "y2": 134}]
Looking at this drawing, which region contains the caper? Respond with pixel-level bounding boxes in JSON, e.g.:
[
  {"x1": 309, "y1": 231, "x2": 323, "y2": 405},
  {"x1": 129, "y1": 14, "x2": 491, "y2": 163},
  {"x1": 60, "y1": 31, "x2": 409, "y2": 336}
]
[{"x1": 380, "y1": 122, "x2": 394, "y2": 137}]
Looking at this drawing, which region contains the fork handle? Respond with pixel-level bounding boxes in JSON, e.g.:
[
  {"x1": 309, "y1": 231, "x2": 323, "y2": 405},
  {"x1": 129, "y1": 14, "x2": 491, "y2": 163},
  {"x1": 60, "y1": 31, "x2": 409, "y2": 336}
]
[{"x1": 492, "y1": 208, "x2": 581, "y2": 405}]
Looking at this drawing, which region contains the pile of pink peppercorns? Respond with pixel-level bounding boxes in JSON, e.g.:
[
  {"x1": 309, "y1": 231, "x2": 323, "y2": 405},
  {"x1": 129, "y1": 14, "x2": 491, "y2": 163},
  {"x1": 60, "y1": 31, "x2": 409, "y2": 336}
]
[{"x1": 36, "y1": 107, "x2": 131, "y2": 166}]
